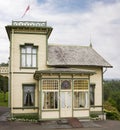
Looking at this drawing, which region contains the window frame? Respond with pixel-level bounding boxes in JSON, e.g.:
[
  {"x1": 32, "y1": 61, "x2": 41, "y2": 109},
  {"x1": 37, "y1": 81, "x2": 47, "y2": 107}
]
[
  {"x1": 22, "y1": 84, "x2": 35, "y2": 108},
  {"x1": 74, "y1": 91, "x2": 89, "y2": 109},
  {"x1": 61, "y1": 79, "x2": 72, "y2": 90},
  {"x1": 73, "y1": 79, "x2": 89, "y2": 109},
  {"x1": 20, "y1": 44, "x2": 38, "y2": 69},
  {"x1": 90, "y1": 83, "x2": 95, "y2": 106},
  {"x1": 42, "y1": 91, "x2": 58, "y2": 110},
  {"x1": 42, "y1": 79, "x2": 59, "y2": 110}
]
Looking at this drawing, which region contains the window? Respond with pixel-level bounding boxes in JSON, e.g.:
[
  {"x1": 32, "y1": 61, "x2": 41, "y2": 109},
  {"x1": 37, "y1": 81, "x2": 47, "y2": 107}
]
[
  {"x1": 42, "y1": 79, "x2": 59, "y2": 110},
  {"x1": 61, "y1": 80, "x2": 71, "y2": 89},
  {"x1": 23, "y1": 84, "x2": 35, "y2": 107},
  {"x1": 20, "y1": 44, "x2": 37, "y2": 68},
  {"x1": 74, "y1": 79, "x2": 89, "y2": 109},
  {"x1": 90, "y1": 83, "x2": 95, "y2": 105},
  {"x1": 74, "y1": 80, "x2": 88, "y2": 90},
  {"x1": 74, "y1": 92, "x2": 88, "y2": 108},
  {"x1": 42, "y1": 80, "x2": 58, "y2": 90},
  {"x1": 42, "y1": 92, "x2": 58, "y2": 109}
]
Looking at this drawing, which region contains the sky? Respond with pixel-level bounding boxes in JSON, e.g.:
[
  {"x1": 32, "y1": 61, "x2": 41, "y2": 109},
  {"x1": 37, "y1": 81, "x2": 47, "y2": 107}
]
[{"x1": 0, "y1": 0, "x2": 120, "y2": 79}]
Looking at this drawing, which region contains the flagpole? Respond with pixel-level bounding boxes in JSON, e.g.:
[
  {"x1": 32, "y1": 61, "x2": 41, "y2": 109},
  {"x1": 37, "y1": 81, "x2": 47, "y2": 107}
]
[
  {"x1": 21, "y1": 0, "x2": 31, "y2": 18},
  {"x1": 21, "y1": 5, "x2": 30, "y2": 18}
]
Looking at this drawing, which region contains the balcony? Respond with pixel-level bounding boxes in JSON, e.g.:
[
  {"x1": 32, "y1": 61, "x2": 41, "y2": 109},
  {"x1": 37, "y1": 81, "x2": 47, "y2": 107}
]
[{"x1": 12, "y1": 21, "x2": 47, "y2": 27}]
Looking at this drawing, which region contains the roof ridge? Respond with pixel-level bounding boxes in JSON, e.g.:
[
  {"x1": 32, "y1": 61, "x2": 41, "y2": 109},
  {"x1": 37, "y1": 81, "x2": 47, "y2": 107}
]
[{"x1": 48, "y1": 44, "x2": 90, "y2": 48}]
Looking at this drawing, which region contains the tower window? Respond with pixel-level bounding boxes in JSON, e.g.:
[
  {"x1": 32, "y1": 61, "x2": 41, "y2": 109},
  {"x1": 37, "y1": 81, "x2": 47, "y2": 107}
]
[{"x1": 20, "y1": 44, "x2": 38, "y2": 68}]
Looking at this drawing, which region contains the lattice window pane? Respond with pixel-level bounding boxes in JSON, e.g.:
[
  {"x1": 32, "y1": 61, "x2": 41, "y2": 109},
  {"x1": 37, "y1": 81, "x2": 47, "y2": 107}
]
[
  {"x1": 74, "y1": 80, "x2": 88, "y2": 90},
  {"x1": 42, "y1": 80, "x2": 59, "y2": 90}
]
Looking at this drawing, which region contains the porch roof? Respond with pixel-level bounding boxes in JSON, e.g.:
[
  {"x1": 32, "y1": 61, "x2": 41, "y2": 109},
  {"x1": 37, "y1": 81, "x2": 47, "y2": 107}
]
[{"x1": 34, "y1": 68, "x2": 96, "y2": 80}]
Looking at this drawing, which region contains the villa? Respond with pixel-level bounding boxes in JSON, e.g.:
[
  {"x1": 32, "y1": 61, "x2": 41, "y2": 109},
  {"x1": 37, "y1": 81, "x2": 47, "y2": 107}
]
[{"x1": 5, "y1": 21, "x2": 111, "y2": 120}]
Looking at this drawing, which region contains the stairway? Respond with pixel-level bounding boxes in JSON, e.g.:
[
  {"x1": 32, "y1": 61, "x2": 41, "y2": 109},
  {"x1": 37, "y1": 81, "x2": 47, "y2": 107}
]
[{"x1": 68, "y1": 118, "x2": 83, "y2": 128}]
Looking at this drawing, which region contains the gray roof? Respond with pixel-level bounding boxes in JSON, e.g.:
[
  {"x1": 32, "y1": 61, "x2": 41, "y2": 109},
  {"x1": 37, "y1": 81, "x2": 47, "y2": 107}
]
[{"x1": 48, "y1": 45, "x2": 112, "y2": 67}]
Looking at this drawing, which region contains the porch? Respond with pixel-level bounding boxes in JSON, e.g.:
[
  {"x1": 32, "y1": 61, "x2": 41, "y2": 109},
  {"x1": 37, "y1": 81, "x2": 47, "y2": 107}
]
[{"x1": 34, "y1": 68, "x2": 95, "y2": 120}]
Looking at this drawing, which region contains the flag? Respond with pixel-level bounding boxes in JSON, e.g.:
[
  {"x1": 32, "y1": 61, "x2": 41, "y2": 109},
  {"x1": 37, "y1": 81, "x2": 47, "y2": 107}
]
[{"x1": 22, "y1": 5, "x2": 30, "y2": 18}]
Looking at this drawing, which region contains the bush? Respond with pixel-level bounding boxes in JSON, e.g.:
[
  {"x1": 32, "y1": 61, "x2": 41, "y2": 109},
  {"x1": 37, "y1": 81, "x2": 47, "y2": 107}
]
[
  {"x1": 104, "y1": 110, "x2": 120, "y2": 120},
  {"x1": 11, "y1": 114, "x2": 39, "y2": 122},
  {"x1": 104, "y1": 101, "x2": 120, "y2": 120},
  {"x1": 0, "y1": 92, "x2": 8, "y2": 106}
]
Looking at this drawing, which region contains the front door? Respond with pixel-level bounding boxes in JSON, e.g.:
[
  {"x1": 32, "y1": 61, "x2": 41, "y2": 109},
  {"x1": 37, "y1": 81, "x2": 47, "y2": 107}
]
[{"x1": 60, "y1": 91, "x2": 72, "y2": 117}]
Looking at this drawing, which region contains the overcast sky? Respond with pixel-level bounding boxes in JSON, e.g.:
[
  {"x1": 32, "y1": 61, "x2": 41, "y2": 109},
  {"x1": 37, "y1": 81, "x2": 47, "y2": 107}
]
[{"x1": 0, "y1": 0, "x2": 120, "y2": 79}]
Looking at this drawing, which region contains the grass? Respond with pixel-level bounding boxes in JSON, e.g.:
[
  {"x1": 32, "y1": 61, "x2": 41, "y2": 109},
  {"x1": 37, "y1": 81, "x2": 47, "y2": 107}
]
[{"x1": 0, "y1": 92, "x2": 8, "y2": 107}]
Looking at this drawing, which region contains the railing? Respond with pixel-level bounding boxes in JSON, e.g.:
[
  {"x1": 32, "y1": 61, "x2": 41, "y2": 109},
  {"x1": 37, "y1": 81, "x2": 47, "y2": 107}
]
[{"x1": 12, "y1": 21, "x2": 47, "y2": 27}]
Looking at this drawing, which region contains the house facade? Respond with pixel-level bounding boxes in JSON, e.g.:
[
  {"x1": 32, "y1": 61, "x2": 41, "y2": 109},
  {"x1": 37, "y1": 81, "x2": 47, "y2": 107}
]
[{"x1": 6, "y1": 21, "x2": 111, "y2": 120}]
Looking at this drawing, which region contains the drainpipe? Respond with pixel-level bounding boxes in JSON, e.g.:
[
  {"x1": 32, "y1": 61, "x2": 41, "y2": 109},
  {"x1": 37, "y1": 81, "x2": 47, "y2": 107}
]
[
  {"x1": 103, "y1": 67, "x2": 107, "y2": 74},
  {"x1": 102, "y1": 67, "x2": 107, "y2": 120}
]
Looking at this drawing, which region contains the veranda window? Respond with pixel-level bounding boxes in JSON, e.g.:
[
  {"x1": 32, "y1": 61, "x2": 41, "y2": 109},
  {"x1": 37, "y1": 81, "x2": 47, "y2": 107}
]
[
  {"x1": 74, "y1": 80, "x2": 89, "y2": 108},
  {"x1": 74, "y1": 92, "x2": 88, "y2": 108},
  {"x1": 42, "y1": 80, "x2": 59, "y2": 110},
  {"x1": 42, "y1": 92, "x2": 58, "y2": 109}
]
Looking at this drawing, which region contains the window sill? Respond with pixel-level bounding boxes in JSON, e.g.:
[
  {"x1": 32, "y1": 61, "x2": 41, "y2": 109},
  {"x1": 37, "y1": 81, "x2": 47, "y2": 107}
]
[
  {"x1": 73, "y1": 108, "x2": 89, "y2": 110},
  {"x1": 13, "y1": 107, "x2": 38, "y2": 110},
  {"x1": 23, "y1": 106, "x2": 38, "y2": 109},
  {"x1": 20, "y1": 67, "x2": 38, "y2": 69},
  {"x1": 42, "y1": 109, "x2": 59, "y2": 111}
]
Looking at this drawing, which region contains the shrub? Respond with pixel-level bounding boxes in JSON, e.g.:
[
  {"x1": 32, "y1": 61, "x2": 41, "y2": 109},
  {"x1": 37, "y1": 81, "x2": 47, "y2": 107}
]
[
  {"x1": 11, "y1": 114, "x2": 38, "y2": 122},
  {"x1": 104, "y1": 110, "x2": 120, "y2": 120},
  {"x1": 104, "y1": 101, "x2": 120, "y2": 120}
]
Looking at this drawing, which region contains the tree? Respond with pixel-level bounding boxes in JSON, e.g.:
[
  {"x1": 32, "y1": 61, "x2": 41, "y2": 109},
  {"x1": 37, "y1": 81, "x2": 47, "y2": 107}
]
[
  {"x1": 104, "y1": 79, "x2": 120, "y2": 113},
  {"x1": 111, "y1": 92, "x2": 120, "y2": 112},
  {"x1": 0, "y1": 75, "x2": 8, "y2": 101}
]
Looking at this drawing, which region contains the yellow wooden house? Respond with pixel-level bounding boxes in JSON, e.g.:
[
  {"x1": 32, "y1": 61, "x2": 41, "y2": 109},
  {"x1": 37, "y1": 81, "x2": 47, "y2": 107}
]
[{"x1": 6, "y1": 21, "x2": 112, "y2": 120}]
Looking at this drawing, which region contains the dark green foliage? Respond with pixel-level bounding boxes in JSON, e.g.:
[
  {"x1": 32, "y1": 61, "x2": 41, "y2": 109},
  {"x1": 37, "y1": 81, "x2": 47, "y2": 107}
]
[
  {"x1": 12, "y1": 114, "x2": 39, "y2": 121},
  {"x1": 104, "y1": 101, "x2": 120, "y2": 120},
  {"x1": 0, "y1": 75, "x2": 8, "y2": 92},
  {"x1": 0, "y1": 92, "x2": 8, "y2": 106},
  {"x1": 0, "y1": 75, "x2": 8, "y2": 102},
  {"x1": 104, "y1": 79, "x2": 120, "y2": 120},
  {"x1": 105, "y1": 111, "x2": 120, "y2": 120}
]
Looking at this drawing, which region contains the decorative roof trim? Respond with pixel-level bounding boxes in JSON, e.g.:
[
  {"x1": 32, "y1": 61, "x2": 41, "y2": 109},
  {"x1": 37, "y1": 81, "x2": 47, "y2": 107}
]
[{"x1": 34, "y1": 68, "x2": 96, "y2": 80}]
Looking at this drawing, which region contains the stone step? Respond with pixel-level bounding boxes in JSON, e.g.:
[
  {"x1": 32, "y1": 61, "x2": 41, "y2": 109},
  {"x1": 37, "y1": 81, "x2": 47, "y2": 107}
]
[{"x1": 68, "y1": 118, "x2": 83, "y2": 128}]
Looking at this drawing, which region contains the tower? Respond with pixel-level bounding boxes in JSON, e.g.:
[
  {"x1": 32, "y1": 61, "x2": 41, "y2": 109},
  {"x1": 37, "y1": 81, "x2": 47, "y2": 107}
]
[{"x1": 6, "y1": 21, "x2": 52, "y2": 116}]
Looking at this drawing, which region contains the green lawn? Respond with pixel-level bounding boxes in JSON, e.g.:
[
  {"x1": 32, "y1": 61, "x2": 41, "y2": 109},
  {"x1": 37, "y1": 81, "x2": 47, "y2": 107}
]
[{"x1": 0, "y1": 92, "x2": 8, "y2": 106}]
